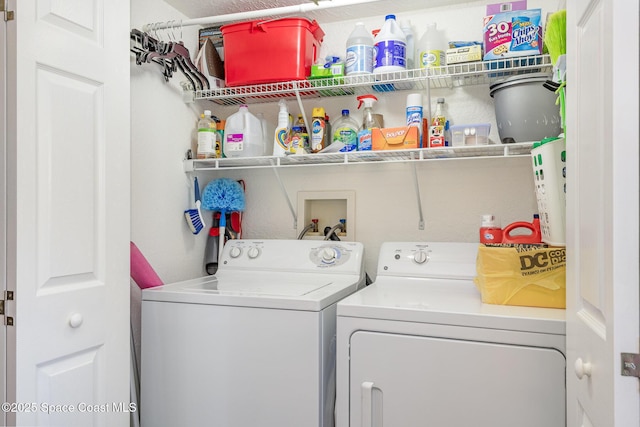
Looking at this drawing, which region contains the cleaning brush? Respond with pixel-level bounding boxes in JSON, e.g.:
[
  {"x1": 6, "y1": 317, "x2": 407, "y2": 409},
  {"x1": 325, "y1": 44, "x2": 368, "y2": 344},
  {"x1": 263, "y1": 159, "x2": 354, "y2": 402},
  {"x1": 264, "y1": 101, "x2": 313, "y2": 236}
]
[
  {"x1": 202, "y1": 178, "x2": 246, "y2": 261},
  {"x1": 184, "y1": 176, "x2": 205, "y2": 235}
]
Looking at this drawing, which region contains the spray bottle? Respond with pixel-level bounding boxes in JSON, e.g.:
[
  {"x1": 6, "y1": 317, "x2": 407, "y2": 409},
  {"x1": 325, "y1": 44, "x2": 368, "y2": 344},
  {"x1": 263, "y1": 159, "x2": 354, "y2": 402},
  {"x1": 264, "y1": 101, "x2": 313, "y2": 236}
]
[
  {"x1": 356, "y1": 94, "x2": 381, "y2": 151},
  {"x1": 273, "y1": 100, "x2": 291, "y2": 156}
]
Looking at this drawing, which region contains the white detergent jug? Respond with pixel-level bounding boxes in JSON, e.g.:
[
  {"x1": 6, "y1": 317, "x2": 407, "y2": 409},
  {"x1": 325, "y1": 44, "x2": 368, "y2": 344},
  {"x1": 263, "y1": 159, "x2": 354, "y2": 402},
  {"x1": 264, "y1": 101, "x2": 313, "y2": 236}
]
[{"x1": 223, "y1": 104, "x2": 264, "y2": 158}]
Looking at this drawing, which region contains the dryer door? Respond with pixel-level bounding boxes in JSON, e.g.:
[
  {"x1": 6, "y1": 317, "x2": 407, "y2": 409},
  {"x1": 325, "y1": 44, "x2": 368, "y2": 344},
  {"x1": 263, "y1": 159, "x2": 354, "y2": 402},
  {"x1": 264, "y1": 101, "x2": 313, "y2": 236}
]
[{"x1": 350, "y1": 331, "x2": 565, "y2": 427}]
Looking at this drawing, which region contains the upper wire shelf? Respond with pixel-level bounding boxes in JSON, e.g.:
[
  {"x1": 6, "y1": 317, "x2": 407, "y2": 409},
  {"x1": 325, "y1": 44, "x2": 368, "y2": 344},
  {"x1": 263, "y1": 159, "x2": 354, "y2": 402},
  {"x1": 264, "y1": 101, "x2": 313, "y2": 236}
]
[
  {"x1": 184, "y1": 142, "x2": 534, "y2": 172},
  {"x1": 193, "y1": 55, "x2": 552, "y2": 106}
]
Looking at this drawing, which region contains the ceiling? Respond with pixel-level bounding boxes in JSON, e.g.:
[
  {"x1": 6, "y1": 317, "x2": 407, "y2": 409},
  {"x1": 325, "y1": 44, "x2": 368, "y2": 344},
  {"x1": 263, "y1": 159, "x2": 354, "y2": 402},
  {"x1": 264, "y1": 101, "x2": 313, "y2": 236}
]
[{"x1": 164, "y1": 0, "x2": 455, "y2": 24}]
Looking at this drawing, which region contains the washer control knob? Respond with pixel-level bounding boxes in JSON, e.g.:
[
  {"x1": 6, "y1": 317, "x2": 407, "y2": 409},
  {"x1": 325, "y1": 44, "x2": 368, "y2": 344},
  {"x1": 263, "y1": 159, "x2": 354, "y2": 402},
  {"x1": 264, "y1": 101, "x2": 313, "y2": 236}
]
[
  {"x1": 321, "y1": 247, "x2": 338, "y2": 263},
  {"x1": 413, "y1": 250, "x2": 429, "y2": 264},
  {"x1": 229, "y1": 246, "x2": 242, "y2": 258},
  {"x1": 247, "y1": 247, "x2": 261, "y2": 259}
]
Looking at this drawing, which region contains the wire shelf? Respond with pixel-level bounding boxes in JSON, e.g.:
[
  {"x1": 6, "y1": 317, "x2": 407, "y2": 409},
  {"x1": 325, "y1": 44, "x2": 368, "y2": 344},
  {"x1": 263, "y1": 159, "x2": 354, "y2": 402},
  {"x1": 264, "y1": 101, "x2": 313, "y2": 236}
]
[
  {"x1": 184, "y1": 142, "x2": 534, "y2": 171},
  {"x1": 194, "y1": 55, "x2": 552, "y2": 105}
]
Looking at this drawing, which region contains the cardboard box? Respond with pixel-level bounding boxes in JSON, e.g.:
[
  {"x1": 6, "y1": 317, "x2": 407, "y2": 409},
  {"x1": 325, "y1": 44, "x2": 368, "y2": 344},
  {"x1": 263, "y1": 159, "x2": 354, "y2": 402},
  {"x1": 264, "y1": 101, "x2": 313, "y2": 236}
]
[
  {"x1": 446, "y1": 45, "x2": 483, "y2": 64},
  {"x1": 483, "y1": 9, "x2": 543, "y2": 61},
  {"x1": 372, "y1": 127, "x2": 419, "y2": 151},
  {"x1": 485, "y1": 0, "x2": 527, "y2": 15}
]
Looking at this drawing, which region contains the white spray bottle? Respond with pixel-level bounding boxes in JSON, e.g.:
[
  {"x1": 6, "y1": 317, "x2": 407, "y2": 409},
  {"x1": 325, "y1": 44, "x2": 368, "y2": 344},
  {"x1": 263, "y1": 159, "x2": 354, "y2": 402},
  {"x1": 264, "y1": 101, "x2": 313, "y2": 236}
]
[{"x1": 273, "y1": 100, "x2": 291, "y2": 156}]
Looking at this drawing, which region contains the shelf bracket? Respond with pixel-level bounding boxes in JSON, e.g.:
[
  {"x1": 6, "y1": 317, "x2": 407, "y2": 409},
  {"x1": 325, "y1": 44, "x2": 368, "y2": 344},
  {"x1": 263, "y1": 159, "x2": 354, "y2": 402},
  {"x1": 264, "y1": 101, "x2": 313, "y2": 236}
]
[
  {"x1": 269, "y1": 160, "x2": 298, "y2": 228},
  {"x1": 411, "y1": 157, "x2": 425, "y2": 230},
  {"x1": 293, "y1": 83, "x2": 311, "y2": 139}
]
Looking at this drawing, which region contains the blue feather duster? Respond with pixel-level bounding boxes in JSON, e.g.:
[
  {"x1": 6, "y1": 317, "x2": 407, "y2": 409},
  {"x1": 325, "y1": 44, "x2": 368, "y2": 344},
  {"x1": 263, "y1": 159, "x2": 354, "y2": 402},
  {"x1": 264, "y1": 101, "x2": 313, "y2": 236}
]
[
  {"x1": 201, "y1": 178, "x2": 245, "y2": 263},
  {"x1": 202, "y1": 178, "x2": 246, "y2": 212}
]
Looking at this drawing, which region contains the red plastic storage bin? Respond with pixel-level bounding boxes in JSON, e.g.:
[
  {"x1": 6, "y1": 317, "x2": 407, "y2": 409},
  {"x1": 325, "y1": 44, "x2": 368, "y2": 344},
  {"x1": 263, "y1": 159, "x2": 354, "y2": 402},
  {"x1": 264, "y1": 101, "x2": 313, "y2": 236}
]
[{"x1": 220, "y1": 18, "x2": 324, "y2": 87}]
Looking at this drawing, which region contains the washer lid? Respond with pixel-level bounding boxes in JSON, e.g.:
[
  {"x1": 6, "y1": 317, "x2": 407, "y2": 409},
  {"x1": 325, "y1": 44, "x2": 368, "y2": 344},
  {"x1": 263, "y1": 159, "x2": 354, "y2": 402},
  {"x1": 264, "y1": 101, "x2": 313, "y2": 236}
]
[
  {"x1": 337, "y1": 277, "x2": 565, "y2": 335},
  {"x1": 142, "y1": 271, "x2": 363, "y2": 311}
]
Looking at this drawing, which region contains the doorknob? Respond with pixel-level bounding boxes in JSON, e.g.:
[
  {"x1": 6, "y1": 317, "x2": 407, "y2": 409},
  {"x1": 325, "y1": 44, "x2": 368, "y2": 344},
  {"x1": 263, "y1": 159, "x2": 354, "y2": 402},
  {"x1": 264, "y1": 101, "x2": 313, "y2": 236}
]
[
  {"x1": 68, "y1": 313, "x2": 83, "y2": 328},
  {"x1": 574, "y1": 358, "x2": 592, "y2": 379}
]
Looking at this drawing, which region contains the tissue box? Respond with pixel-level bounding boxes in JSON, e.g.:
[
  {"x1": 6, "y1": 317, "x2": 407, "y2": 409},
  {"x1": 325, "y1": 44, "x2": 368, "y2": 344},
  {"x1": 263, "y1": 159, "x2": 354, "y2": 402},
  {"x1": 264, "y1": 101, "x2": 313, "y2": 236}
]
[
  {"x1": 372, "y1": 127, "x2": 419, "y2": 151},
  {"x1": 446, "y1": 45, "x2": 483, "y2": 64},
  {"x1": 483, "y1": 9, "x2": 543, "y2": 61}
]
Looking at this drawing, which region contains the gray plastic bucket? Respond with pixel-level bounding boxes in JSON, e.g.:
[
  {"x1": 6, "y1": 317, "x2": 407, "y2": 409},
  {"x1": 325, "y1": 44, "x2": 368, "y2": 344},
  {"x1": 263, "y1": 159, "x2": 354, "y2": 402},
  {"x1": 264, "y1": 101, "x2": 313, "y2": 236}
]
[{"x1": 489, "y1": 73, "x2": 562, "y2": 144}]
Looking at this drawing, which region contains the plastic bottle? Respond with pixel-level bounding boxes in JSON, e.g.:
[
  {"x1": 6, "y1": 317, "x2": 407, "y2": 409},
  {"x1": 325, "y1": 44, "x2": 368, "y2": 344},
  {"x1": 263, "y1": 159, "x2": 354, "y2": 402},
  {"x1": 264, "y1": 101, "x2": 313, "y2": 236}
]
[
  {"x1": 373, "y1": 14, "x2": 407, "y2": 73},
  {"x1": 216, "y1": 119, "x2": 225, "y2": 158},
  {"x1": 256, "y1": 112, "x2": 271, "y2": 156},
  {"x1": 429, "y1": 97, "x2": 447, "y2": 147},
  {"x1": 295, "y1": 114, "x2": 309, "y2": 152},
  {"x1": 406, "y1": 93, "x2": 423, "y2": 142},
  {"x1": 416, "y1": 22, "x2": 445, "y2": 69},
  {"x1": 400, "y1": 20, "x2": 415, "y2": 69},
  {"x1": 480, "y1": 214, "x2": 504, "y2": 244},
  {"x1": 502, "y1": 214, "x2": 543, "y2": 244},
  {"x1": 310, "y1": 107, "x2": 327, "y2": 153},
  {"x1": 197, "y1": 110, "x2": 216, "y2": 159},
  {"x1": 356, "y1": 95, "x2": 381, "y2": 151},
  {"x1": 273, "y1": 100, "x2": 291, "y2": 156},
  {"x1": 332, "y1": 109, "x2": 359, "y2": 152},
  {"x1": 223, "y1": 104, "x2": 264, "y2": 158},
  {"x1": 345, "y1": 22, "x2": 374, "y2": 75}
]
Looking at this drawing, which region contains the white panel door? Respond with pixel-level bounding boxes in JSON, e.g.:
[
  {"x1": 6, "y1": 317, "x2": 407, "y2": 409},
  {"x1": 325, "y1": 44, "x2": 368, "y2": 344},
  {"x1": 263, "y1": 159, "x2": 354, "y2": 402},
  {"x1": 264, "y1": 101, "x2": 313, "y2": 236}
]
[
  {"x1": 566, "y1": 0, "x2": 640, "y2": 426},
  {"x1": 0, "y1": 4, "x2": 8, "y2": 426},
  {"x1": 349, "y1": 331, "x2": 566, "y2": 427},
  {"x1": 4, "y1": 1, "x2": 130, "y2": 426}
]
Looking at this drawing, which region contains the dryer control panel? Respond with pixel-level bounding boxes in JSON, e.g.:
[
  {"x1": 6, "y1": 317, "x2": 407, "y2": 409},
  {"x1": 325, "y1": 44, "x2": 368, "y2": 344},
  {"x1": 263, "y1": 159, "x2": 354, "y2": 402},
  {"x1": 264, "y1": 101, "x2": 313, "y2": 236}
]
[
  {"x1": 377, "y1": 242, "x2": 478, "y2": 280},
  {"x1": 220, "y1": 239, "x2": 364, "y2": 274}
]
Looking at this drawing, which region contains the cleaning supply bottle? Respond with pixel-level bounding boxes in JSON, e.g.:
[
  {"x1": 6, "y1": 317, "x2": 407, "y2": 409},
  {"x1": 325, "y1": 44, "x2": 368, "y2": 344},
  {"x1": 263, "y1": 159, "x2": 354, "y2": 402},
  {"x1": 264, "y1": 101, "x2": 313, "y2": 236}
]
[
  {"x1": 216, "y1": 119, "x2": 225, "y2": 158},
  {"x1": 197, "y1": 110, "x2": 217, "y2": 159},
  {"x1": 479, "y1": 214, "x2": 503, "y2": 244},
  {"x1": 295, "y1": 114, "x2": 309, "y2": 152},
  {"x1": 429, "y1": 97, "x2": 447, "y2": 147},
  {"x1": 332, "y1": 109, "x2": 359, "y2": 152},
  {"x1": 310, "y1": 107, "x2": 327, "y2": 153},
  {"x1": 502, "y1": 214, "x2": 543, "y2": 244},
  {"x1": 346, "y1": 22, "x2": 374, "y2": 75},
  {"x1": 223, "y1": 104, "x2": 264, "y2": 158},
  {"x1": 416, "y1": 22, "x2": 445, "y2": 69},
  {"x1": 406, "y1": 93, "x2": 423, "y2": 143},
  {"x1": 356, "y1": 95, "x2": 381, "y2": 151},
  {"x1": 400, "y1": 20, "x2": 415, "y2": 69},
  {"x1": 273, "y1": 100, "x2": 291, "y2": 156},
  {"x1": 373, "y1": 14, "x2": 407, "y2": 73}
]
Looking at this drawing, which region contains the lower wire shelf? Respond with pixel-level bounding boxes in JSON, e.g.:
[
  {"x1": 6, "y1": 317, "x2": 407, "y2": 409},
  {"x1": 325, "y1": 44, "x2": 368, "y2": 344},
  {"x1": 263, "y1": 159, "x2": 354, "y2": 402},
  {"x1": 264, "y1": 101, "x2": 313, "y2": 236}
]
[{"x1": 184, "y1": 141, "x2": 534, "y2": 172}]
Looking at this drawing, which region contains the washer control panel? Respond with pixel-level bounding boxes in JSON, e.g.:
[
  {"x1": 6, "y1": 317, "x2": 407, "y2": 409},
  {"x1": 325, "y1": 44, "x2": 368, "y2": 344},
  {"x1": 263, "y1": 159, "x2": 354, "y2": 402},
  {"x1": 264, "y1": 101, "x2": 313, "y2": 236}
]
[{"x1": 220, "y1": 239, "x2": 363, "y2": 274}]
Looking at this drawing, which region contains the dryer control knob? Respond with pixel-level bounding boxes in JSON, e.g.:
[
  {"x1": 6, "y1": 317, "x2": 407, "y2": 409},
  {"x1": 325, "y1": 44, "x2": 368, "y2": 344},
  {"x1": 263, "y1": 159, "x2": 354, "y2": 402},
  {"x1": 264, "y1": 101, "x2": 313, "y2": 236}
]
[
  {"x1": 321, "y1": 247, "x2": 338, "y2": 263},
  {"x1": 247, "y1": 247, "x2": 261, "y2": 259},
  {"x1": 413, "y1": 250, "x2": 429, "y2": 264},
  {"x1": 229, "y1": 246, "x2": 242, "y2": 258}
]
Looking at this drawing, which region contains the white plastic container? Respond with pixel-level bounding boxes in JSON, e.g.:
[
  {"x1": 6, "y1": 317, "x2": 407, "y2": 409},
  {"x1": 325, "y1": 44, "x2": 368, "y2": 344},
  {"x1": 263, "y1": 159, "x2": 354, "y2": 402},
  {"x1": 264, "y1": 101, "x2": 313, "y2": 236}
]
[
  {"x1": 223, "y1": 104, "x2": 264, "y2": 158},
  {"x1": 531, "y1": 137, "x2": 566, "y2": 245},
  {"x1": 416, "y1": 22, "x2": 445, "y2": 68},
  {"x1": 345, "y1": 22, "x2": 374, "y2": 75},
  {"x1": 373, "y1": 14, "x2": 407, "y2": 73},
  {"x1": 450, "y1": 123, "x2": 491, "y2": 146},
  {"x1": 406, "y1": 93, "x2": 423, "y2": 142},
  {"x1": 197, "y1": 110, "x2": 216, "y2": 159}
]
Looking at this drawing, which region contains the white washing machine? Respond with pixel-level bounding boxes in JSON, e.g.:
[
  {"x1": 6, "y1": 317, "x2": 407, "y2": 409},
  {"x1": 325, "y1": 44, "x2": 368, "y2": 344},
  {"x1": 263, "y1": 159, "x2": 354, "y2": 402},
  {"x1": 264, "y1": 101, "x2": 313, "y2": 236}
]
[
  {"x1": 335, "y1": 242, "x2": 566, "y2": 427},
  {"x1": 141, "y1": 239, "x2": 365, "y2": 427}
]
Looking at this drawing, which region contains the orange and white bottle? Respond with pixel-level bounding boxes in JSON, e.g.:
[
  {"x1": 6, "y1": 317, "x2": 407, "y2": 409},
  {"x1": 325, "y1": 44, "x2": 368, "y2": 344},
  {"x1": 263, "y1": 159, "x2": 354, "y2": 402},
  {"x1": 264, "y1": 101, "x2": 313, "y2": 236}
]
[{"x1": 480, "y1": 214, "x2": 503, "y2": 244}]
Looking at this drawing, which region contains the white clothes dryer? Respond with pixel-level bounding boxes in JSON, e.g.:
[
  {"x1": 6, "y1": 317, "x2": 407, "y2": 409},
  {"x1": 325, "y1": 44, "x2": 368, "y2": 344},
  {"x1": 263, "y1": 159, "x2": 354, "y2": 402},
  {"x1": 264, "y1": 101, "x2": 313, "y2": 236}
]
[
  {"x1": 141, "y1": 239, "x2": 365, "y2": 427},
  {"x1": 335, "y1": 242, "x2": 566, "y2": 427}
]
